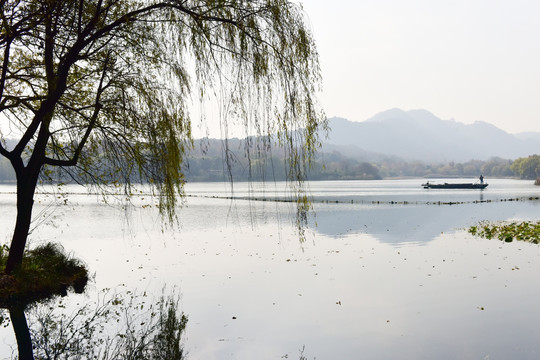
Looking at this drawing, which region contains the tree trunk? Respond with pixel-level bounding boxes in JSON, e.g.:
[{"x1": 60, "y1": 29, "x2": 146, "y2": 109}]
[
  {"x1": 4, "y1": 110, "x2": 49, "y2": 275},
  {"x1": 4, "y1": 177, "x2": 37, "y2": 275}
]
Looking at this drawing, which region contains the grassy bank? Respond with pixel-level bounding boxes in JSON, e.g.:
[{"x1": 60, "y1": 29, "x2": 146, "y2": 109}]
[{"x1": 0, "y1": 243, "x2": 89, "y2": 307}]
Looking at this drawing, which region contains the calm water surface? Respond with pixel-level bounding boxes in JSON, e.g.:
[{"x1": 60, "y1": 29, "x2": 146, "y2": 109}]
[{"x1": 1, "y1": 179, "x2": 540, "y2": 359}]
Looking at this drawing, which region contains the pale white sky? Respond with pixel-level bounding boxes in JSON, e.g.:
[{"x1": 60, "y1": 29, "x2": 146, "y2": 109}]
[{"x1": 302, "y1": 0, "x2": 540, "y2": 134}]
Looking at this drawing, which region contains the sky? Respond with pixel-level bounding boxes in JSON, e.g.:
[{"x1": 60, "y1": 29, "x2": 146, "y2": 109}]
[{"x1": 301, "y1": 0, "x2": 540, "y2": 134}]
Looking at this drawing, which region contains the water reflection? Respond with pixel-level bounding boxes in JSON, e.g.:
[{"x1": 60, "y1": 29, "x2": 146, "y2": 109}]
[
  {"x1": 8, "y1": 307, "x2": 33, "y2": 360},
  {"x1": 312, "y1": 200, "x2": 540, "y2": 243},
  {"x1": 1, "y1": 179, "x2": 540, "y2": 359},
  {"x1": 179, "y1": 179, "x2": 540, "y2": 244},
  {"x1": 2, "y1": 289, "x2": 187, "y2": 360}
]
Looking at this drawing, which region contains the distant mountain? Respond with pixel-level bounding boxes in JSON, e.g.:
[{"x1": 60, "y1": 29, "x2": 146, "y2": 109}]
[
  {"x1": 325, "y1": 109, "x2": 540, "y2": 162},
  {"x1": 515, "y1": 131, "x2": 540, "y2": 143}
]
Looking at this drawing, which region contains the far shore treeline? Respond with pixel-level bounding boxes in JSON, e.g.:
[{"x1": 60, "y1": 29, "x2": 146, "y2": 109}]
[{"x1": 0, "y1": 138, "x2": 539, "y2": 183}]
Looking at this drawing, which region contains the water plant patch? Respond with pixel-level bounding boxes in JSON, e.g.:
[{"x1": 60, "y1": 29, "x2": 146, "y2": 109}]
[{"x1": 469, "y1": 221, "x2": 540, "y2": 244}]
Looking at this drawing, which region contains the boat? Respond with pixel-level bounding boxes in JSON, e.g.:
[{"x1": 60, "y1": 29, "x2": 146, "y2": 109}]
[{"x1": 422, "y1": 182, "x2": 488, "y2": 189}]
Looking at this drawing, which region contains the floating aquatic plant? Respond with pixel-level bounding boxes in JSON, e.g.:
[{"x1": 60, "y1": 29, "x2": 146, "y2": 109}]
[{"x1": 469, "y1": 221, "x2": 540, "y2": 244}]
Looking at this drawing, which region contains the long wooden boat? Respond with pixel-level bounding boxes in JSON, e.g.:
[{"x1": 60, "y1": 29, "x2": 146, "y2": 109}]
[{"x1": 422, "y1": 182, "x2": 488, "y2": 189}]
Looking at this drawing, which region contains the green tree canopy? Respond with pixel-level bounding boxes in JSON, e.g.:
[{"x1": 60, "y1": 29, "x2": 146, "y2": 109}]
[
  {"x1": 510, "y1": 155, "x2": 540, "y2": 180},
  {"x1": 0, "y1": 0, "x2": 326, "y2": 274}
]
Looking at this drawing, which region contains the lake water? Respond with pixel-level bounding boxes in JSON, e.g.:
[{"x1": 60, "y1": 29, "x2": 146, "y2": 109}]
[{"x1": 1, "y1": 179, "x2": 540, "y2": 359}]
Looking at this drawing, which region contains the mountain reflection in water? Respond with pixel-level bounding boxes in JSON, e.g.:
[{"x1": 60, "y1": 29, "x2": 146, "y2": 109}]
[{"x1": 312, "y1": 201, "x2": 540, "y2": 243}]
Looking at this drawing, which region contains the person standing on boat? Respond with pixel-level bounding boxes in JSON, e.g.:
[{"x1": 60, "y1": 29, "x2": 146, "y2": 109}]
[{"x1": 479, "y1": 174, "x2": 484, "y2": 184}]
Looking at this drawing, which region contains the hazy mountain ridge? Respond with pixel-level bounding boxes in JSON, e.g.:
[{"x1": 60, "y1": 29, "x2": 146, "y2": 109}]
[
  {"x1": 0, "y1": 110, "x2": 537, "y2": 182},
  {"x1": 515, "y1": 132, "x2": 540, "y2": 143},
  {"x1": 326, "y1": 109, "x2": 540, "y2": 162}
]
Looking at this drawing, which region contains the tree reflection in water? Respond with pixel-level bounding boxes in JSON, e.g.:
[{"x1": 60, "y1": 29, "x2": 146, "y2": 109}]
[
  {"x1": 8, "y1": 306, "x2": 33, "y2": 360},
  {"x1": 1, "y1": 289, "x2": 187, "y2": 360}
]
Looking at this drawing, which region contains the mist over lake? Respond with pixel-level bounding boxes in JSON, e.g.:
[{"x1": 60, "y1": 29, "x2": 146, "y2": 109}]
[{"x1": 1, "y1": 179, "x2": 540, "y2": 359}]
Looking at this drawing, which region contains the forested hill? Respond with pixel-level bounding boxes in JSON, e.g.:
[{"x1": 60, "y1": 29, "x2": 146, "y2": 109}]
[
  {"x1": 182, "y1": 138, "x2": 382, "y2": 181},
  {"x1": 2, "y1": 108, "x2": 540, "y2": 182},
  {"x1": 326, "y1": 109, "x2": 540, "y2": 162},
  {"x1": 0, "y1": 137, "x2": 383, "y2": 183}
]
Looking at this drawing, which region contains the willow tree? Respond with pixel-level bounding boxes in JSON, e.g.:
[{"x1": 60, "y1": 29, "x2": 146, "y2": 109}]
[{"x1": 0, "y1": 0, "x2": 325, "y2": 274}]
